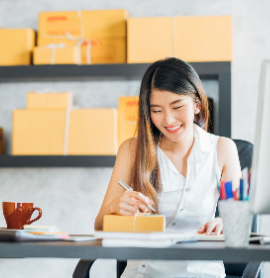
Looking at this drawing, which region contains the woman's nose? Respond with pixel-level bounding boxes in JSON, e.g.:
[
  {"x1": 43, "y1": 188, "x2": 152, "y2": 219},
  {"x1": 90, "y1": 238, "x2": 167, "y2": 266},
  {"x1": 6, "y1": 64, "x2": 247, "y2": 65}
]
[{"x1": 163, "y1": 111, "x2": 175, "y2": 126}]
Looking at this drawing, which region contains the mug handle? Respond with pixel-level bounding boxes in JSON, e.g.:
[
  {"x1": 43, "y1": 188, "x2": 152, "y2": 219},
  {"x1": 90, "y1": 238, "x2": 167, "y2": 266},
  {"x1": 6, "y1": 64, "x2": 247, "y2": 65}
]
[{"x1": 27, "y1": 207, "x2": 42, "y2": 225}]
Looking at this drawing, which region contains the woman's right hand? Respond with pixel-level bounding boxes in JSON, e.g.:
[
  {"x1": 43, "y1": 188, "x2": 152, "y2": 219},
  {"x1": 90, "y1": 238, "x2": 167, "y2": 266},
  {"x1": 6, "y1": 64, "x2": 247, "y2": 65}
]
[{"x1": 109, "y1": 191, "x2": 154, "y2": 216}]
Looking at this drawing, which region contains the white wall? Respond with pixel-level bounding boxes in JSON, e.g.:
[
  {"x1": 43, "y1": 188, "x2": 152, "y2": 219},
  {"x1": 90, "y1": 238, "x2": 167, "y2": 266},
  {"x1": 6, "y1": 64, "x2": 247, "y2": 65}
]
[{"x1": 0, "y1": 0, "x2": 270, "y2": 277}]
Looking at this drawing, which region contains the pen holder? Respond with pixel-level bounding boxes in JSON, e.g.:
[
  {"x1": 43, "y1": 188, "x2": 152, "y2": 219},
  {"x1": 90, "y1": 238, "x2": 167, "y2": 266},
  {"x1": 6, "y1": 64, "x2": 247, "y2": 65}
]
[{"x1": 218, "y1": 200, "x2": 252, "y2": 248}]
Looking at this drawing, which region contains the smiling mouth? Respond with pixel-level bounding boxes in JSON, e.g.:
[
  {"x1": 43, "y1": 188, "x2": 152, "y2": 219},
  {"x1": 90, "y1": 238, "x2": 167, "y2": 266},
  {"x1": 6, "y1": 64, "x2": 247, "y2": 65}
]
[{"x1": 165, "y1": 125, "x2": 182, "y2": 133}]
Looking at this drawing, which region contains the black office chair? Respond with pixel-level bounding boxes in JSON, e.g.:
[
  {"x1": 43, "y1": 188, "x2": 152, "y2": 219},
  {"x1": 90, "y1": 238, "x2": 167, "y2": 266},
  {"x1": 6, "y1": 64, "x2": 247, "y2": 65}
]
[{"x1": 73, "y1": 139, "x2": 264, "y2": 278}]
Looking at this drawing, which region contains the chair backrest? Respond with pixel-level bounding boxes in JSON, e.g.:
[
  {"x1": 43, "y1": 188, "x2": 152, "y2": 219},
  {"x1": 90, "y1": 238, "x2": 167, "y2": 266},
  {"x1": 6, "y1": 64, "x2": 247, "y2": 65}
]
[{"x1": 233, "y1": 139, "x2": 253, "y2": 170}]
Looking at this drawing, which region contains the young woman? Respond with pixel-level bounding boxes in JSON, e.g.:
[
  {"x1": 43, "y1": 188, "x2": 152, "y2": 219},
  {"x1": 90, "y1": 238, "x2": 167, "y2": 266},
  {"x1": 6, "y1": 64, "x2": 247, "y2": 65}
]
[{"x1": 95, "y1": 58, "x2": 241, "y2": 278}]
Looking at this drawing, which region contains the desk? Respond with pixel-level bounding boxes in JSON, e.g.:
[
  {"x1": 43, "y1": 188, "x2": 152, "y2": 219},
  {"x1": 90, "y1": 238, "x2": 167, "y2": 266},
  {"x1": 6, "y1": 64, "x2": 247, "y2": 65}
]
[{"x1": 0, "y1": 240, "x2": 269, "y2": 262}]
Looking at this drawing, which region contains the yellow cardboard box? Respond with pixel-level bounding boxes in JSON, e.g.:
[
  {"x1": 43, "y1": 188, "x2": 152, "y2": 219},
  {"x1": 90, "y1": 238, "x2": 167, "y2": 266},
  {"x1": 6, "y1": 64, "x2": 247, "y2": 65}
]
[
  {"x1": 127, "y1": 16, "x2": 232, "y2": 63},
  {"x1": 13, "y1": 110, "x2": 67, "y2": 155},
  {"x1": 0, "y1": 29, "x2": 35, "y2": 66},
  {"x1": 34, "y1": 39, "x2": 126, "y2": 65},
  {"x1": 67, "y1": 109, "x2": 118, "y2": 155},
  {"x1": 81, "y1": 10, "x2": 128, "y2": 39},
  {"x1": 37, "y1": 9, "x2": 127, "y2": 46},
  {"x1": 27, "y1": 92, "x2": 72, "y2": 109},
  {"x1": 127, "y1": 17, "x2": 174, "y2": 63},
  {"x1": 81, "y1": 38, "x2": 126, "y2": 64},
  {"x1": 103, "y1": 215, "x2": 165, "y2": 232},
  {"x1": 118, "y1": 96, "x2": 139, "y2": 147},
  {"x1": 174, "y1": 16, "x2": 232, "y2": 62},
  {"x1": 33, "y1": 45, "x2": 80, "y2": 65}
]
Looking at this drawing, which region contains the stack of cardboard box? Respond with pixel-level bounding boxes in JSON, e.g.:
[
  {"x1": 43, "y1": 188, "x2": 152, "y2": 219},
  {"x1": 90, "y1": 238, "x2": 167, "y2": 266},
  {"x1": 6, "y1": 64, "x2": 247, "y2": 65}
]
[
  {"x1": 34, "y1": 10, "x2": 128, "y2": 65},
  {"x1": 12, "y1": 92, "x2": 119, "y2": 155},
  {"x1": 12, "y1": 94, "x2": 138, "y2": 155},
  {"x1": 0, "y1": 13, "x2": 232, "y2": 66}
]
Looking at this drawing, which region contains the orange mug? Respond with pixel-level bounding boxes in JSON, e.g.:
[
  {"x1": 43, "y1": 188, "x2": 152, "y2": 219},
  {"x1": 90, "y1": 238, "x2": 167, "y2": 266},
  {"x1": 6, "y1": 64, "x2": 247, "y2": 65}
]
[{"x1": 2, "y1": 202, "x2": 42, "y2": 229}]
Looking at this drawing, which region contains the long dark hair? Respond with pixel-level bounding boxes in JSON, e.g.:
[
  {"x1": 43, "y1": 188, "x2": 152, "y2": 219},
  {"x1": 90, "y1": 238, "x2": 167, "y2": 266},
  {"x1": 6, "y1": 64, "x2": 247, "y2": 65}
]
[{"x1": 131, "y1": 58, "x2": 209, "y2": 212}]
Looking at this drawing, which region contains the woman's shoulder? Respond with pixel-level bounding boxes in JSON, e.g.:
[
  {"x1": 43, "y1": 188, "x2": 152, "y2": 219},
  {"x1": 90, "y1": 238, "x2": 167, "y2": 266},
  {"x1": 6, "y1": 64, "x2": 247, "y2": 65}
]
[
  {"x1": 217, "y1": 137, "x2": 238, "y2": 164},
  {"x1": 118, "y1": 137, "x2": 137, "y2": 155},
  {"x1": 217, "y1": 137, "x2": 237, "y2": 151},
  {"x1": 195, "y1": 125, "x2": 236, "y2": 153},
  {"x1": 116, "y1": 138, "x2": 137, "y2": 166}
]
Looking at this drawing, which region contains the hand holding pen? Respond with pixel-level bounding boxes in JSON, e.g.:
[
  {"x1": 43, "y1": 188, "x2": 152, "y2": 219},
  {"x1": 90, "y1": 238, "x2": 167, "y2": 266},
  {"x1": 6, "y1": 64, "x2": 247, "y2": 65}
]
[
  {"x1": 109, "y1": 180, "x2": 155, "y2": 216},
  {"x1": 118, "y1": 180, "x2": 156, "y2": 212}
]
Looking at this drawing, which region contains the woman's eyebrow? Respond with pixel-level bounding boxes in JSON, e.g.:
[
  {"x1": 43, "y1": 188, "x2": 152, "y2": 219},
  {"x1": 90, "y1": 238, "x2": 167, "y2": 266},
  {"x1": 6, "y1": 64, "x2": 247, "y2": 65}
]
[
  {"x1": 170, "y1": 99, "x2": 184, "y2": 105},
  {"x1": 150, "y1": 99, "x2": 184, "y2": 107}
]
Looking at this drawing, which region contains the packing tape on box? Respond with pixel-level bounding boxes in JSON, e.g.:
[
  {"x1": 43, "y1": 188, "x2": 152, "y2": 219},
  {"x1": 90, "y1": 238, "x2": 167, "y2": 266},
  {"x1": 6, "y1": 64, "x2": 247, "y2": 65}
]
[
  {"x1": 112, "y1": 108, "x2": 118, "y2": 154},
  {"x1": 43, "y1": 43, "x2": 65, "y2": 65},
  {"x1": 65, "y1": 33, "x2": 92, "y2": 64},
  {"x1": 63, "y1": 107, "x2": 71, "y2": 155},
  {"x1": 133, "y1": 214, "x2": 137, "y2": 231},
  {"x1": 83, "y1": 39, "x2": 91, "y2": 64}
]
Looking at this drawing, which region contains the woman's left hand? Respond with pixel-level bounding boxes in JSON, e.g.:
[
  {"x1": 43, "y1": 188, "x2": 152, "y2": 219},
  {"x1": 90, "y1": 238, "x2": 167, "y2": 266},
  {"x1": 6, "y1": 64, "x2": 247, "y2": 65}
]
[{"x1": 197, "y1": 218, "x2": 223, "y2": 235}]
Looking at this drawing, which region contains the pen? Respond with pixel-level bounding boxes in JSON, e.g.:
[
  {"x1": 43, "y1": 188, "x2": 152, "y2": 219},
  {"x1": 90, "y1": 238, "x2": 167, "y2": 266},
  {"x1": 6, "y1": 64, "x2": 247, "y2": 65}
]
[
  {"x1": 239, "y1": 178, "x2": 244, "y2": 201},
  {"x1": 233, "y1": 189, "x2": 238, "y2": 201},
  {"x1": 220, "y1": 181, "x2": 226, "y2": 200},
  {"x1": 224, "y1": 181, "x2": 233, "y2": 199},
  {"x1": 242, "y1": 168, "x2": 250, "y2": 201},
  {"x1": 118, "y1": 180, "x2": 156, "y2": 212}
]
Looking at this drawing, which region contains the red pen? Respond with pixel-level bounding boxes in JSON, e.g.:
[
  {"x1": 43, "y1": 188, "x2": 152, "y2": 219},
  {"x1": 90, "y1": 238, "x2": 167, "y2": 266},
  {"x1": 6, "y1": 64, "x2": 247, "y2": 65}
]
[
  {"x1": 220, "y1": 181, "x2": 226, "y2": 200},
  {"x1": 248, "y1": 170, "x2": 251, "y2": 195},
  {"x1": 233, "y1": 190, "x2": 238, "y2": 201}
]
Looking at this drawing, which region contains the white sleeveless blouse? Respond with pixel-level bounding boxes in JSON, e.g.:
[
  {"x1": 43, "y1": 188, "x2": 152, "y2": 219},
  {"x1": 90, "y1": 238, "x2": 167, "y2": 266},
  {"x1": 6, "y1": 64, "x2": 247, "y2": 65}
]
[{"x1": 121, "y1": 124, "x2": 226, "y2": 278}]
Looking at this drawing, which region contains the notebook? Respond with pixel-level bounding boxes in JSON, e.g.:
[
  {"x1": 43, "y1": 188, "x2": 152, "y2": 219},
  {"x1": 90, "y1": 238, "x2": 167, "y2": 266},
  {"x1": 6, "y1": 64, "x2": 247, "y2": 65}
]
[
  {"x1": 95, "y1": 231, "x2": 198, "y2": 248},
  {"x1": 0, "y1": 229, "x2": 96, "y2": 242},
  {"x1": 95, "y1": 231, "x2": 226, "y2": 247}
]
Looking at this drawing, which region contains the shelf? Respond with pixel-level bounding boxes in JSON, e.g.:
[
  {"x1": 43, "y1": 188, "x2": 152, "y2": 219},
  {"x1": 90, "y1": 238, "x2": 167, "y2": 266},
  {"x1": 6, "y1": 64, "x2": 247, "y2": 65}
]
[
  {"x1": 0, "y1": 61, "x2": 231, "y2": 167},
  {"x1": 0, "y1": 155, "x2": 116, "y2": 168},
  {"x1": 0, "y1": 62, "x2": 230, "y2": 81}
]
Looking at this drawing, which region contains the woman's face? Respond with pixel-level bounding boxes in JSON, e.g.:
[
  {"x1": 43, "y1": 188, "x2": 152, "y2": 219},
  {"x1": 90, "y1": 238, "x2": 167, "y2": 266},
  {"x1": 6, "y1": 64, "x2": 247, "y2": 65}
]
[{"x1": 150, "y1": 90, "x2": 199, "y2": 142}]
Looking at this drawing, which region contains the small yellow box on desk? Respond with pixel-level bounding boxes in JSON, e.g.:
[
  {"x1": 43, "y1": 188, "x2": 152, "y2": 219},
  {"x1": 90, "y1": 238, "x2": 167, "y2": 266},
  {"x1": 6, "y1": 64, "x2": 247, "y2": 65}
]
[
  {"x1": 33, "y1": 45, "x2": 80, "y2": 65},
  {"x1": 67, "y1": 108, "x2": 118, "y2": 155},
  {"x1": 13, "y1": 109, "x2": 66, "y2": 155},
  {"x1": 103, "y1": 215, "x2": 165, "y2": 232},
  {"x1": 0, "y1": 28, "x2": 35, "y2": 66},
  {"x1": 27, "y1": 92, "x2": 72, "y2": 109},
  {"x1": 118, "y1": 96, "x2": 139, "y2": 147},
  {"x1": 37, "y1": 9, "x2": 128, "y2": 46}
]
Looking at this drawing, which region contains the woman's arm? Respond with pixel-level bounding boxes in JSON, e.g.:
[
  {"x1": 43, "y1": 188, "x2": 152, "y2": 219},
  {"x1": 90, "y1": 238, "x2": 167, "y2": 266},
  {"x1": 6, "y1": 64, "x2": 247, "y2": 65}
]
[
  {"x1": 94, "y1": 138, "x2": 152, "y2": 231},
  {"x1": 198, "y1": 137, "x2": 242, "y2": 235},
  {"x1": 217, "y1": 137, "x2": 242, "y2": 190}
]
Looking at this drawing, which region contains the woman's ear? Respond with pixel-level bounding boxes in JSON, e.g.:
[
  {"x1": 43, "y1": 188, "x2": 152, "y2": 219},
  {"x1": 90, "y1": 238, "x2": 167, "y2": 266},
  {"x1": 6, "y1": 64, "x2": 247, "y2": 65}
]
[{"x1": 194, "y1": 104, "x2": 201, "y2": 114}]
